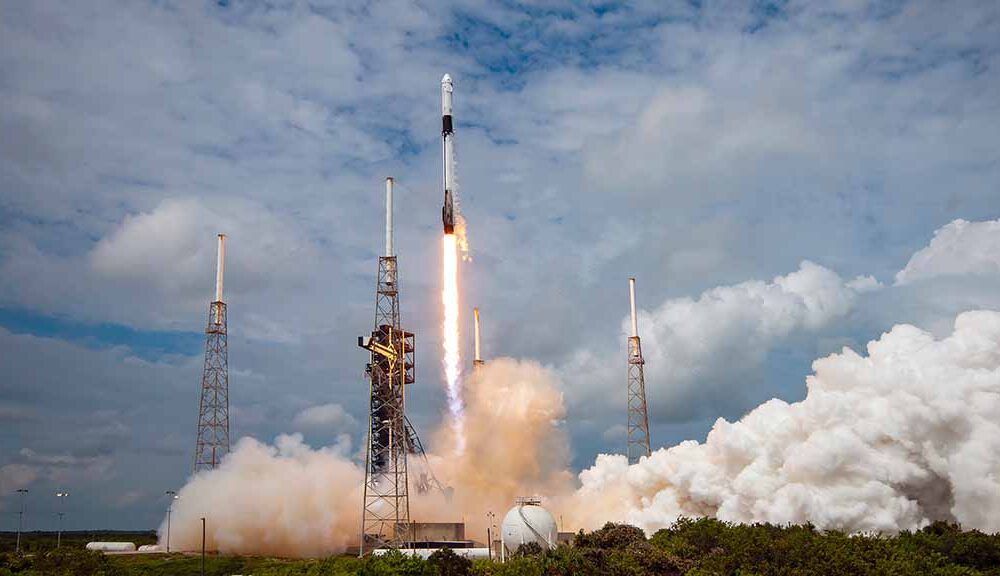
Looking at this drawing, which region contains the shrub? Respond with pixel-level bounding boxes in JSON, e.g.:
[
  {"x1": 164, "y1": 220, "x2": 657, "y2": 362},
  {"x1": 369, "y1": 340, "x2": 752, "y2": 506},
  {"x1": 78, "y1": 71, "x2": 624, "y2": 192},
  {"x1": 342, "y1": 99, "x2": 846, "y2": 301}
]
[
  {"x1": 574, "y1": 523, "x2": 647, "y2": 551},
  {"x1": 427, "y1": 547, "x2": 472, "y2": 576}
]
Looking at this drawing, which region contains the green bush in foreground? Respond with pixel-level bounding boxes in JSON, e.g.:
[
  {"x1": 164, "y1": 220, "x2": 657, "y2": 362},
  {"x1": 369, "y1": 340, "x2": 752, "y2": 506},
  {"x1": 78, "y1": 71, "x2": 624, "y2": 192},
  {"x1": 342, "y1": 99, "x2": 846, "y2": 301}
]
[{"x1": 5, "y1": 519, "x2": 1000, "y2": 575}]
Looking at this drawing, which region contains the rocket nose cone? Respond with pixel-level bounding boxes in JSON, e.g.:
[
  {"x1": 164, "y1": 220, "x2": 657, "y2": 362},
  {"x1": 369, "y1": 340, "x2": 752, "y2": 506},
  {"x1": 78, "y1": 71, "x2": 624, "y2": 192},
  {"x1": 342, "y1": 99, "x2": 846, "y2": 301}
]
[{"x1": 442, "y1": 73, "x2": 452, "y2": 84}]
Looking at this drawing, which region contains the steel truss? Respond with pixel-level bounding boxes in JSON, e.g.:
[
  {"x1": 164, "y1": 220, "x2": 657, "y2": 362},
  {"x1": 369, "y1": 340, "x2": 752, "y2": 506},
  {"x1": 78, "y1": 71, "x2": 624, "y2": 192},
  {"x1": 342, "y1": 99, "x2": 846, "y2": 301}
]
[
  {"x1": 359, "y1": 255, "x2": 416, "y2": 553},
  {"x1": 195, "y1": 301, "x2": 230, "y2": 472},
  {"x1": 626, "y1": 334, "x2": 651, "y2": 464}
]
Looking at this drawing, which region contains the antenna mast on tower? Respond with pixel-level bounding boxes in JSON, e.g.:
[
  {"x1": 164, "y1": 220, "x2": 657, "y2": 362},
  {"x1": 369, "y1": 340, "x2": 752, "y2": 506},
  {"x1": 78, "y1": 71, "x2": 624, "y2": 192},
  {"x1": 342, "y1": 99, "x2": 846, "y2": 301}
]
[
  {"x1": 358, "y1": 177, "x2": 415, "y2": 553},
  {"x1": 626, "y1": 277, "x2": 651, "y2": 464},
  {"x1": 194, "y1": 234, "x2": 231, "y2": 472}
]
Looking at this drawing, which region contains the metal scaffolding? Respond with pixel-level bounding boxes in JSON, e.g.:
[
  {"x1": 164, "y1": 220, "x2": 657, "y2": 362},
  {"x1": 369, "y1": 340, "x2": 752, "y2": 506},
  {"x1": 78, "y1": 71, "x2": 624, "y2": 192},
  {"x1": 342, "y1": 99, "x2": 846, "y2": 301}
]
[
  {"x1": 358, "y1": 177, "x2": 418, "y2": 554},
  {"x1": 195, "y1": 298, "x2": 230, "y2": 472},
  {"x1": 626, "y1": 278, "x2": 651, "y2": 464},
  {"x1": 195, "y1": 234, "x2": 230, "y2": 472}
]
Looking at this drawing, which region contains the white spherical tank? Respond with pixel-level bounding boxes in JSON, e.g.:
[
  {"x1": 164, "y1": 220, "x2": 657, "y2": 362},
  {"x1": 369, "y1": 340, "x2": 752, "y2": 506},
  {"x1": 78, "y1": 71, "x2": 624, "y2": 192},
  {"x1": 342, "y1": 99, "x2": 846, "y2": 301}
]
[{"x1": 501, "y1": 500, "x2": 558, "y2": 552}]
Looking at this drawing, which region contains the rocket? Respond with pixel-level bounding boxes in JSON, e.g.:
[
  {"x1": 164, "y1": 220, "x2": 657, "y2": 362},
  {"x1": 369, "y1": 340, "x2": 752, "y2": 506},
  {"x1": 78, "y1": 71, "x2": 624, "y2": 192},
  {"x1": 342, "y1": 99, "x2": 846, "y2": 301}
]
[{"x1": 441, "y1": 73, "x2": 455, "y2": 235}]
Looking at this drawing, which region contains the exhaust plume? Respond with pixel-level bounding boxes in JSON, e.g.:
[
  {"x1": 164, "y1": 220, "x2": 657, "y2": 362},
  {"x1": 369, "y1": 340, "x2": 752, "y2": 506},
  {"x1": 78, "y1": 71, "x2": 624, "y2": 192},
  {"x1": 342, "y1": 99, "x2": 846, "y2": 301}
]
[
  {"x1": 160, "y1": 359, "x2": 569, "y2": 556},
  {"x1": 158, "y1": 434, "x2": 362, "y2": 557},
  {"x1": 160, "y1": 303, "x2": 1000, "y2": 555},
  {"x1": 566, "y1": 310, "x2": 1000, "y2": 534},
  {"x1": 416, "y1": 358, "x2": 573, "y2": 535}
]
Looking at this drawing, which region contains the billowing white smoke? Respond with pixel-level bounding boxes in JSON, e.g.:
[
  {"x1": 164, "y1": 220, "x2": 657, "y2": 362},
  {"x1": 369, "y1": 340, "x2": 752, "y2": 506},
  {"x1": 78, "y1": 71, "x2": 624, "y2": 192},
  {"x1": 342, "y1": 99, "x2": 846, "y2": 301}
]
[
  {"x1": 159, "y1": 358, "x2": 568, "y2": 556},
  {"x1": 158, "y1": 434, "x2": 362, "y2": 557},
  {"x1": 160, "y1": 303, "x2": 1000, "y2": 552},
  {"x1": 418, "y1": 358, "x2": 572, "y2": 535},
  {"x1": 567, "y1": 310, "x2": 1000, "y2": 534}
]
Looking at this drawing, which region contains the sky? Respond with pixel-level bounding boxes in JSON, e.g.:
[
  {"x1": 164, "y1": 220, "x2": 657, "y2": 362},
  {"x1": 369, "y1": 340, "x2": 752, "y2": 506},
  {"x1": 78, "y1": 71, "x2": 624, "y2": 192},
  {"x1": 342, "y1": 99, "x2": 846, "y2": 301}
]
[{"x1": 1, "y1": 0, "x2": 999, "y2": 530}]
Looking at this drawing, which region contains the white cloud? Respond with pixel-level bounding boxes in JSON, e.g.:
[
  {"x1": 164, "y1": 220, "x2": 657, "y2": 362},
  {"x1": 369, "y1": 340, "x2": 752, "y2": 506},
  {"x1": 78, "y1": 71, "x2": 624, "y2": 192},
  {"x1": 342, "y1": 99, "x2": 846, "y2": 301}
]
[
  {"x1": 896, "y1": 219, "x2": 1000, "y2": 285},
  {"x1": 1, "y1": 0, "x2": 999, "y2": 529},
  {"x1": 602, "y1": 424, "x2": 627, "y2": 442},
  {"x1": 291, "y1": 403, "x2": 357, "y2": 433},
  {"x1": 565, "y1": 261, "x2": 873, "y2": 422}
]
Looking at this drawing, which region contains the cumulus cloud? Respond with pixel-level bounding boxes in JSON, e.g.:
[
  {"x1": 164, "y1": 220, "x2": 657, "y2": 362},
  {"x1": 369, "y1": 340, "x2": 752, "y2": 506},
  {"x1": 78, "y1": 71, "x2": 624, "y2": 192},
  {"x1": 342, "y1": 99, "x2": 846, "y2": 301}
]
[
  {"x1": 567, "y1": 310, "x2": 1000, "y2": 534},
  {"x1": 566, "y1": 261, "x2": 878, "y2": 421},
  {"x1": 291, "y1": 403, "x2": 356, "y2": 433},
  {"x1": 89, "y1": 197, "x2": 321, "y2": 297},
  {"x1": 585, "y1": 84, "x2": 819, "y2": 199},
  {"x1": 896, "y1": 219, "x2": 1000, "y2": 285},
  {"x1": 3, "y1": 0, "x2": 1000, "y2": 530}
]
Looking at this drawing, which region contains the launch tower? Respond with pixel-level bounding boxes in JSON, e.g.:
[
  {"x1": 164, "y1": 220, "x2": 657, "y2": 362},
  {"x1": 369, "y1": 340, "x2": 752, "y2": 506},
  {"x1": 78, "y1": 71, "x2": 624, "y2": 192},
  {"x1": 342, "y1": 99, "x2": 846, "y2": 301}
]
[
  {"x1": 626, "y1": 277, "x2": 651, "y2": 464},
  {"x1": 194, "y1": 234, "x2": 231, "y2": 472},
  {"x1": 358, "y1": 177, "x2": 416, "y2": 553}
]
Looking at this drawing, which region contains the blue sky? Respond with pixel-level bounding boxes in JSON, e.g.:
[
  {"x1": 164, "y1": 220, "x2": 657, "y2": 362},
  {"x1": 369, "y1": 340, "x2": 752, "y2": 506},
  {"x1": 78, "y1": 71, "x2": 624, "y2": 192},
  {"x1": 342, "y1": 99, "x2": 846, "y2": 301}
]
[{"x1": 1, "y1": 0, "x2": 999, "y2": 529}]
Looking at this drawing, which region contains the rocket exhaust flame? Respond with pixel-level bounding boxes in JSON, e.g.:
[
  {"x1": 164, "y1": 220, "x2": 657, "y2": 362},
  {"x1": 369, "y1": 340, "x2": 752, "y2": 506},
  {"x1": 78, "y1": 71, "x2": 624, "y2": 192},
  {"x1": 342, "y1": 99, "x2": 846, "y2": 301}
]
[
  {"x1": 442, "y1": 233, "x2": 465, "y2": 453},
  {"x1": 441, "y1": 73, "x2": 466, "y2": 452}
]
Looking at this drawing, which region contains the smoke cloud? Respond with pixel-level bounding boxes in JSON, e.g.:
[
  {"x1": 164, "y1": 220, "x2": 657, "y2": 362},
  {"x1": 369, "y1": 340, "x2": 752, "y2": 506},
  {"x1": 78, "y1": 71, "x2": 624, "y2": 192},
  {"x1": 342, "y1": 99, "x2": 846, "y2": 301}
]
[
  {"x1": 416, "y1": 358, "x2": 573, "y2": 535},
  {"x1": 158, "y1": 434, "x2": 362, "y2": 557},
  {"x1": 161, "y1": 309, "x2": 1000, "y2": 555},
  {"x1": 567, "y1": 310, "x2": 1000, "y2": 534},
  {"x1": 160, "y1": 358, "x2": 569, "y2": 556}
]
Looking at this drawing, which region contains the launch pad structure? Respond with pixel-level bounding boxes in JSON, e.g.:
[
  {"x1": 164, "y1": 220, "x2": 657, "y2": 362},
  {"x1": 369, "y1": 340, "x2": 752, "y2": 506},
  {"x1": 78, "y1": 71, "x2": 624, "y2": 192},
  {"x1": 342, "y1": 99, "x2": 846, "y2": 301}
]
[
  {"x1": 626, "y1": 278, "x2": 652, "y2": 464},
  {"x1": 358, "y1": 177, "x2": 421, "y2": 554},
  {"x1": 195, "y1": 234, "x2": 231, "y2": 472}
]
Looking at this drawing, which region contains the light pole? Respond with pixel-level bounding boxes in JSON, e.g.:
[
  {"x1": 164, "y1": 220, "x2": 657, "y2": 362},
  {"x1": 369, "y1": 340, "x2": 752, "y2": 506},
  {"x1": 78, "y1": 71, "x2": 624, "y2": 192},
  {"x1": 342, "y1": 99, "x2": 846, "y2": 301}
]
[
  {"x1": 55, "y1": 492, "x2": 69, "y2": 548},
  {"x1": 486, "y1": 511, "x2": 496, "y2": 561},
  {"x1": 15, "y1": 489, "x2": 29, "y2": 554},
  {"x1": 200, "y1": 517, "x2": 206, "y2": 576},
  {"x1": 165, "y1": 491, "x2": 178, "y2": 553}
]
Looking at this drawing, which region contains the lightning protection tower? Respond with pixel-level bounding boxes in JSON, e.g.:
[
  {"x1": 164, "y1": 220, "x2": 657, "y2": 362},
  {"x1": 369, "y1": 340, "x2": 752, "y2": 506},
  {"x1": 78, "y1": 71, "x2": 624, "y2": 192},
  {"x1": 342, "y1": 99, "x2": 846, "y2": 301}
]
[
  {"x1": 195, "y1": 234, "x2": 231, "y2": 472},
  {"x1": 358, "y1": 177, "x2": 416, "y2": 553},
  {"x1": 626, "y1": 277, "x2": 651, "y2": 464}
]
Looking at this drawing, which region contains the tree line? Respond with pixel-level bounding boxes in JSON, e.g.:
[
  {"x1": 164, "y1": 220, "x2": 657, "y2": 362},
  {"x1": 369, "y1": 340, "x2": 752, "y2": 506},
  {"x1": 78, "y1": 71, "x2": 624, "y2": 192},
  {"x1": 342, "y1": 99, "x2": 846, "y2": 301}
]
[{"x1": 3, "y1": 518, "x2": 1000, "y2": 575}]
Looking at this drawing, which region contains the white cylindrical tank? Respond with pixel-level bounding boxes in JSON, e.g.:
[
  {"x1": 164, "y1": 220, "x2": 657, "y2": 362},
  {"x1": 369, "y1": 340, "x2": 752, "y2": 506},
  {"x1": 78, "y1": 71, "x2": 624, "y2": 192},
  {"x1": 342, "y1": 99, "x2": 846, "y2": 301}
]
[
  {"x1": 501, "y1": 500, "x2": 558, "y2": 552},
  {"x1": 86, "y1": 542, "x2": 137, "y2": 552}
]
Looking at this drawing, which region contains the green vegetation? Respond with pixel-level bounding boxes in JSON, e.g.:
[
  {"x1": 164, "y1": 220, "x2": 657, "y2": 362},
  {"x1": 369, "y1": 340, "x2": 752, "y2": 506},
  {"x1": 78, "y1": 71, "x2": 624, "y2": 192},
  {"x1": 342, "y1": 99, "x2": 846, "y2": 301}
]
[
  {"x1": 2, "y1": 520, "x2": 1000, "y2": 575},
  {"x1": 0, "y1": 532, "x2": 157, "y2": 555}
]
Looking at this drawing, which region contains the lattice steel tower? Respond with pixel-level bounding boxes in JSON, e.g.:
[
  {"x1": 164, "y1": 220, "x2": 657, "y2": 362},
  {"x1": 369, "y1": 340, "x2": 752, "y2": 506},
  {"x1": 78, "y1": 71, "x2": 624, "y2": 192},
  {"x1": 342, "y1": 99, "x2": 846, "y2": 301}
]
[
  {"x1": 626, "y1": 277, "x2": 651, "y2": 464},
  {"x1": 195, "y1": 234, "x2": 231, "y2": 472},
  {"x1": 358, "y1": 177, "x2": 416, "y2": 553}
]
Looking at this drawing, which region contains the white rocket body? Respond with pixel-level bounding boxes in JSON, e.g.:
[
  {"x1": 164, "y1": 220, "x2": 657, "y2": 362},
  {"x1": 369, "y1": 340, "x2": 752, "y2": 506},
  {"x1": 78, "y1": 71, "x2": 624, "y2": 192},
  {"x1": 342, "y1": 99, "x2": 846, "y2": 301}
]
[{"x1": 441, "y1": 74, "x2": 456, "y2": 234}]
